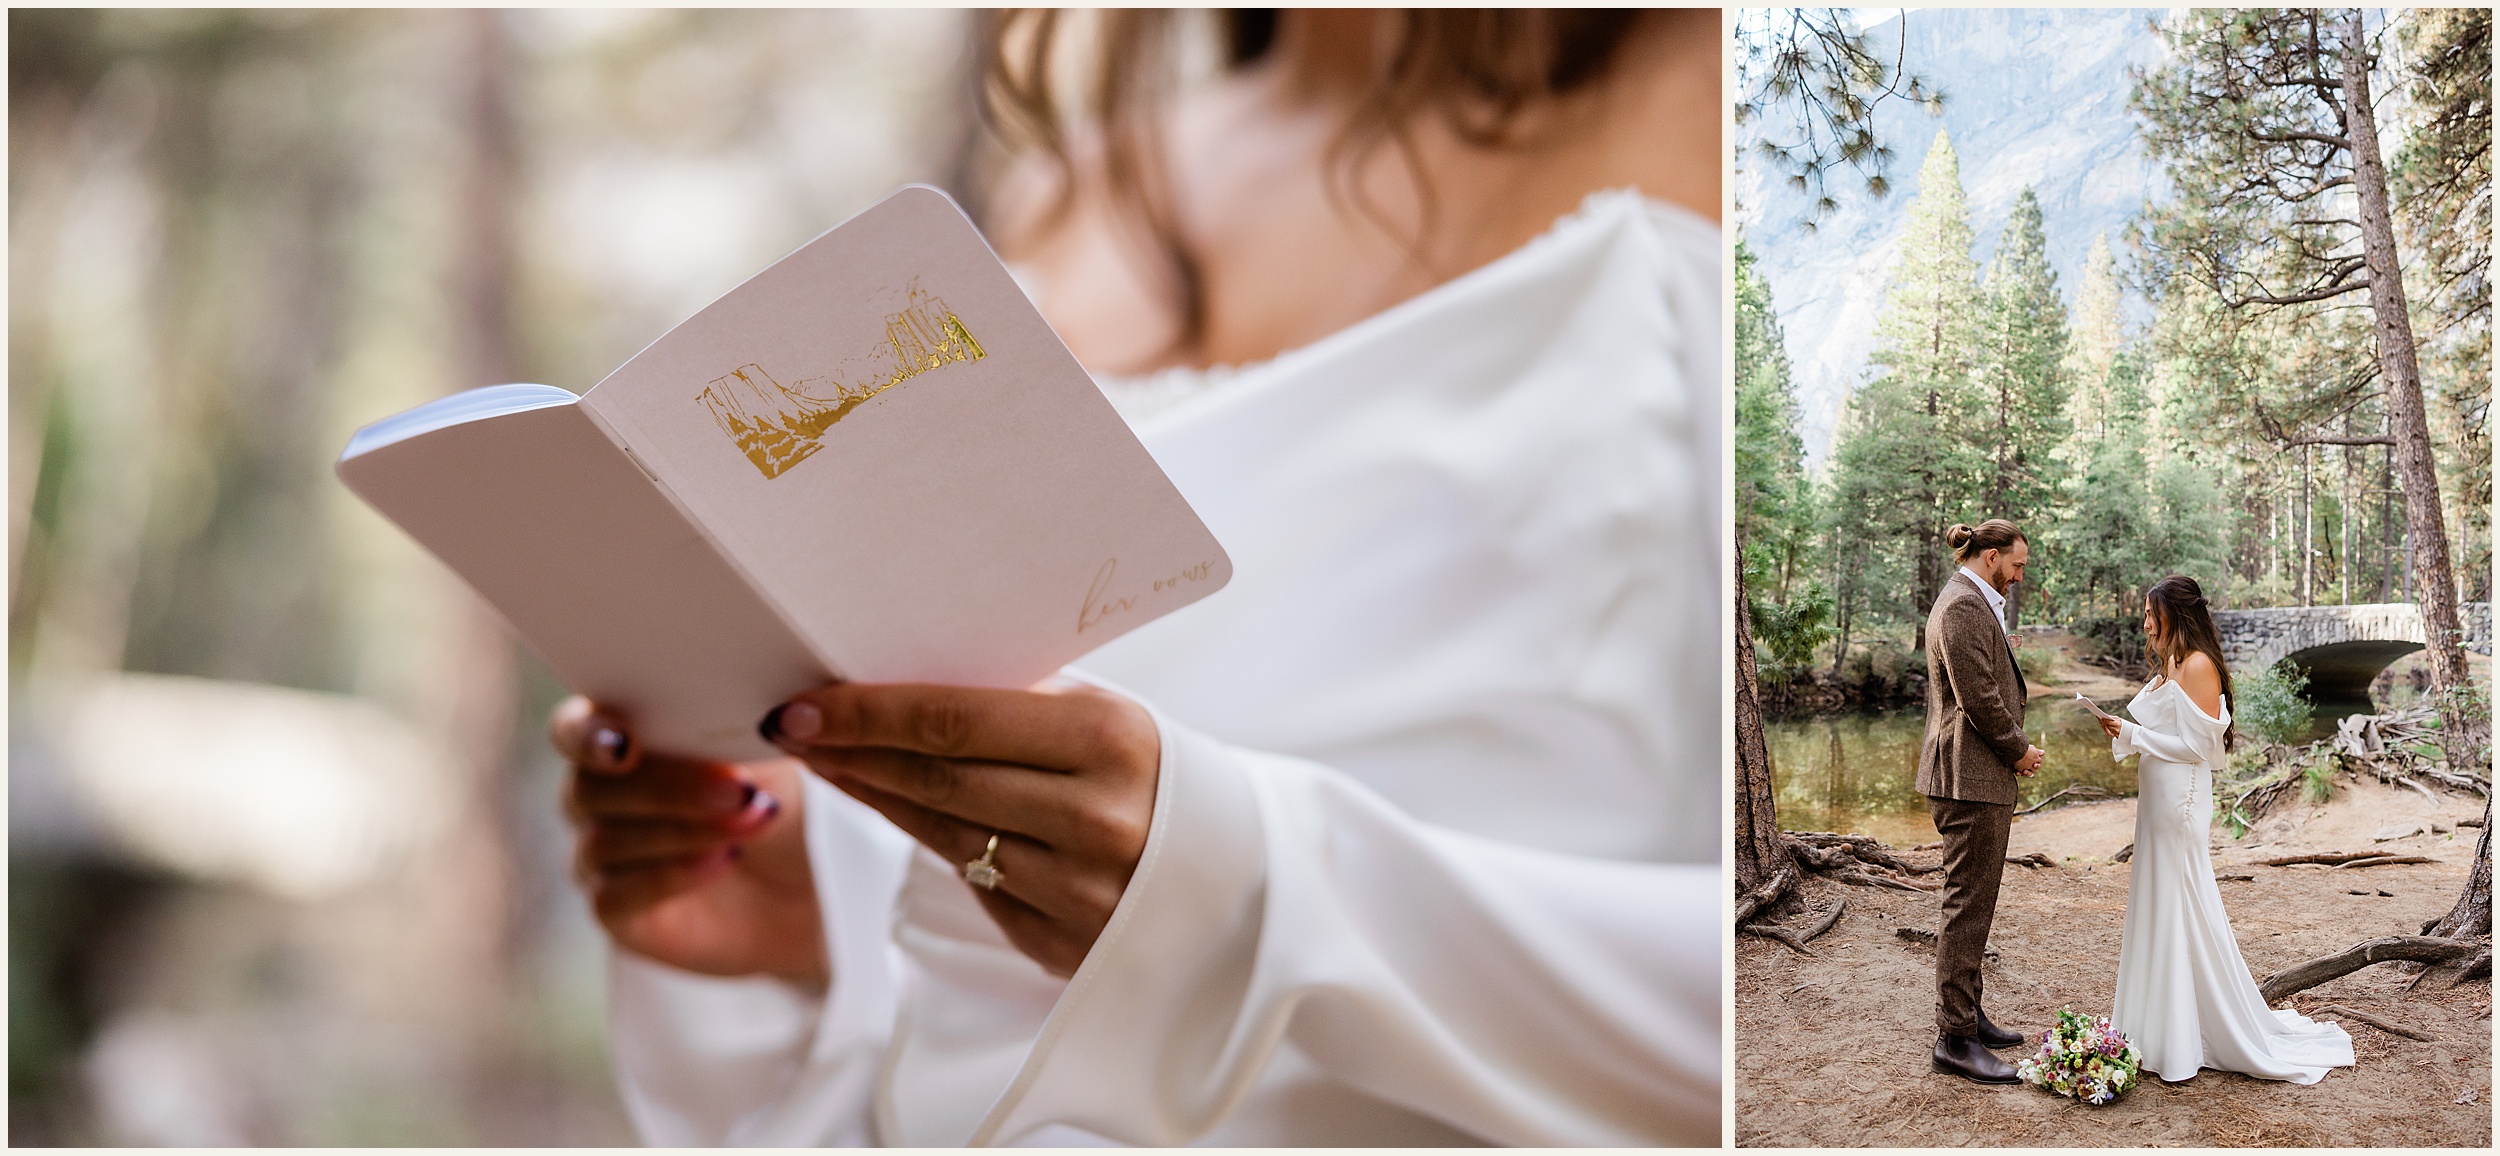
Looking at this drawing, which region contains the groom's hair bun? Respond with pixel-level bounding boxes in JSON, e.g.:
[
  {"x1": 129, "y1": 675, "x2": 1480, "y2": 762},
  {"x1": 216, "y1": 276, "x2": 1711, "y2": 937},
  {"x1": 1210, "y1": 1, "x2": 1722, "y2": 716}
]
[{"x1": 1949, "y1": 518, "x2": 2026, "y2": 561}]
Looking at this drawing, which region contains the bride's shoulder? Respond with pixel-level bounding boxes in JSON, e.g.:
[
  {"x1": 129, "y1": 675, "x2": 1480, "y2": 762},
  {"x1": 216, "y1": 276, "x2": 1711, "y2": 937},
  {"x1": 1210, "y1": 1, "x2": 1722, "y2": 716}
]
[{"x1": 2174, "y1": 652, "x2": 2226, "y2": 718}]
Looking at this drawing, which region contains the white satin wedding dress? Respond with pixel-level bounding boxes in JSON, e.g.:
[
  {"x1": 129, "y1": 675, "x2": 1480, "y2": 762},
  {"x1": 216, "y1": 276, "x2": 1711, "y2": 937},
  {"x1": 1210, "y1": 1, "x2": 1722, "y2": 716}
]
[
  {"x1": 599, "y1": 189, "x2": 1723, "y2": 1145},
  {"x1": 2108, "y1": 678, "x2": 2354, "y2": 1084}
]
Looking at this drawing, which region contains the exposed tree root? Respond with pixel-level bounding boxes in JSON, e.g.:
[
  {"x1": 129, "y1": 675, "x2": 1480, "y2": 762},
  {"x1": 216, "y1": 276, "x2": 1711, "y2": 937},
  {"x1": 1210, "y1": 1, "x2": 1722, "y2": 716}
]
[
  {"x1": 1743, "y1": 897, "x2": 1847, "y2": 956},
  {"x1": 2006, "y1": 852, "x2": 2057, "y2": 869},
  {"x1": 1780, "y1": 831, "x2": 1942, "y2": 892},
  {"x1": 1786, "y1": 831, "x2": 1943, "y2": 875},
  {"x1": 2334, "y1": 855, "x2": 2437, "y2": 869},
  {"x1": 2257, "y1": 935, "x2": 2489, "y2": 1004},
  {"x1": 2407, "y1": 945, "x2": 2493, "y2": 994},
  {"x1": 1735, "y1": 865, "x2": 1798, "y2": 928}
]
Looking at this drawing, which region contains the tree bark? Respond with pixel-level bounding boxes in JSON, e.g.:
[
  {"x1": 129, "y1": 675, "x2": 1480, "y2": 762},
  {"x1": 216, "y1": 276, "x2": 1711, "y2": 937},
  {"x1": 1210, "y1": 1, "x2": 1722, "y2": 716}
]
[
  {"x1": 2424, "y1": 797, "x2": 2493, "y2": 940},
  {"x1": 2342, "y1": 16, "x2": 2473, "y2": 731},
  {"x1": 1735, "y1": 539, "x2": 1803, "y2": 923}
]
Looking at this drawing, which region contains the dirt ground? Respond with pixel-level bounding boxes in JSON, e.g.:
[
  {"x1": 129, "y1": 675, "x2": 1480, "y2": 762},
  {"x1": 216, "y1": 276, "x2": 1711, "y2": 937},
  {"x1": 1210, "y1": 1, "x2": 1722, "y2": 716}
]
[{"x1": 1736, "y1": 774, "x2": 2493, "y2": 1147}]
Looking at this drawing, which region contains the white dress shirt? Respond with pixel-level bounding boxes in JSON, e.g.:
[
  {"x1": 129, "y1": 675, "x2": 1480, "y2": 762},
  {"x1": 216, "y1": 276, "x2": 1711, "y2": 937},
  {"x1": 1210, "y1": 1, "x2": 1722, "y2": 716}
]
[{"x1": 1959, "y1": 565, "x2": 2009, "y2": 634}]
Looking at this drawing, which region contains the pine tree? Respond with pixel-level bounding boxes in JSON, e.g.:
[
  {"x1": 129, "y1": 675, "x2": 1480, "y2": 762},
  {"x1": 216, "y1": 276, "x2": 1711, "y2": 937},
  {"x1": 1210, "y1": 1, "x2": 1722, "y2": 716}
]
[
  {"x1": 1974, "y1": 187, "x2": 2071, "y2": 623},
  {"x1": 1736, "y1": 237, "x2": 1832, "y2": 680},
  {"x1": 1836, "y1": 130, "x2": 1988, "y2": 643},
  {"x1": 1736, "y1": 237, "x2": 1808, "y2": 587},
  {"x1": 2065, "y1": 235, "x2": 2126, "y2": 443}
]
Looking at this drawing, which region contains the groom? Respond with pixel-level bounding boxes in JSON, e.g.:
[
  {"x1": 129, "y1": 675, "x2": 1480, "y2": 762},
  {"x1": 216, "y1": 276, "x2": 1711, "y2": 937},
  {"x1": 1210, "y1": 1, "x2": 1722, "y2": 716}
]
[{"x1": 1917, "y1": 519, "x2": 2044, "y2": 1084}]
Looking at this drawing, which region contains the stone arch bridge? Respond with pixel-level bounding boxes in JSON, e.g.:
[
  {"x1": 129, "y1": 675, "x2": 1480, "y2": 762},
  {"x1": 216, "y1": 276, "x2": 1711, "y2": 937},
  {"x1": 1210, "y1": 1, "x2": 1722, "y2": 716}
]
[{"x1": 2214, "y1": 602, "x2": 2492, "y2": 699}]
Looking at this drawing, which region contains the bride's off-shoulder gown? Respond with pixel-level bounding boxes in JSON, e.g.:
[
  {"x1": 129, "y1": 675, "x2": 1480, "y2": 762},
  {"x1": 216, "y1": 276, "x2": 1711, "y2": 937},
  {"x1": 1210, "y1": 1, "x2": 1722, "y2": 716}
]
[{"x1": 2108, "y1": 679, "x2": 2354, "y2": 1084}]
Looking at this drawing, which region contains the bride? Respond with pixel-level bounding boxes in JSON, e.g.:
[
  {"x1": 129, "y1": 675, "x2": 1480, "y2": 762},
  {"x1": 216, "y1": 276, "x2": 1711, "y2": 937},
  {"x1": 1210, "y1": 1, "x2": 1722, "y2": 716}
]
[
  {"x1": 2099, "y1": 575, "x2": 2354, "y2": 1084},
  {"x1": 547, "y1": 11, "x2": 1719, "y2": 1145}
]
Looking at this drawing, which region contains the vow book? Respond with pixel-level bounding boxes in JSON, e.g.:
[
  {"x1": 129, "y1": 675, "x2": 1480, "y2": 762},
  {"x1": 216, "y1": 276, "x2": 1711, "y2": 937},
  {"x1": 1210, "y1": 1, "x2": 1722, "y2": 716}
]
[{"x1": 338, "y1": 186, "x2": 1230, "y2": 761}]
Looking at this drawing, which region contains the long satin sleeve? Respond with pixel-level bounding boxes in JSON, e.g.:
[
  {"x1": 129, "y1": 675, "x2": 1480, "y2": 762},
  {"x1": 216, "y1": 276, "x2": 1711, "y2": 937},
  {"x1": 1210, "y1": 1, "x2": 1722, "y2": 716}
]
[{"x1": 965, "y1": 711, "x2": 1719, "y2": 1147}]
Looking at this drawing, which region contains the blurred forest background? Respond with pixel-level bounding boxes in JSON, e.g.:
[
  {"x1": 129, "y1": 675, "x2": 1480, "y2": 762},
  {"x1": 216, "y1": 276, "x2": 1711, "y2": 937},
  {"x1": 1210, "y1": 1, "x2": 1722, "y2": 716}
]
[{"x1": 10, "y1": 9, "x2": 989, "y2": 1143}]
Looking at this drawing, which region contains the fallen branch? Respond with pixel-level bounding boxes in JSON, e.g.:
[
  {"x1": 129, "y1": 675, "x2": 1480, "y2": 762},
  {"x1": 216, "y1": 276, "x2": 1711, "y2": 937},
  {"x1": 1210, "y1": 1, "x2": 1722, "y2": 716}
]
[
  {"x1": 2314, "y1": 1002, "x2": 2435, "y2": 1041},
  {"x1": 2016, "y1": 784, "x2": 2114, "y2": 816},
  {"x1": 2006, "y1": 852, "x2": 2057, "y2": 870},
  {"x1": 2260, "y1": 851, "x2": 2403, "y2": 867},
  {"x1": 2334, "y1": 856, "x2": 2437, "y2": 869},
  {"x1": 1734, "y1": 865, "x2": 1797, "y2": 928},
  {"x1": 2257, "y1": 935, "x2": 2488, "y2": 1004}
]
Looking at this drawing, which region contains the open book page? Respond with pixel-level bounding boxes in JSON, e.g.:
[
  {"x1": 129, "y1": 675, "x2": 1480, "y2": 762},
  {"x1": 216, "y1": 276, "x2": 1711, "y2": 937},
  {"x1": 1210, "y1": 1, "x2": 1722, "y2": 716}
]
[
  {"x1": 339, "y1": 397, "x2": 828, "y2": 760},
  {"x1": 578, "y1": 186, "x2": 1230, "y2": 689}
]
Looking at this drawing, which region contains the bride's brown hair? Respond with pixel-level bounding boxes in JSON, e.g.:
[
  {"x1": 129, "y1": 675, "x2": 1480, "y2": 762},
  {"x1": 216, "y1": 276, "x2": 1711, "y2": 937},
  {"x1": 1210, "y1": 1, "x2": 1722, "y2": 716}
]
[
  {"x1": 979, "y1": 9, "x2": 1652, "y2": 356},
  {"x1": 2145, "y1": 575, "x2": 2237, "y2": 749}
]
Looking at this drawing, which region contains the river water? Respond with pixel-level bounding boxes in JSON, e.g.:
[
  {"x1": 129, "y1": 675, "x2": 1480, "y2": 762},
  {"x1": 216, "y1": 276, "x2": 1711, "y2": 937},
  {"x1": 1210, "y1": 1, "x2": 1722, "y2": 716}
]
[
  {"x1": 1765, "y1": 697, "x2": 2150, "y2": 848},
  {"x1": 1766, "y1": 689, "x2": 2390, "y2": 846}
]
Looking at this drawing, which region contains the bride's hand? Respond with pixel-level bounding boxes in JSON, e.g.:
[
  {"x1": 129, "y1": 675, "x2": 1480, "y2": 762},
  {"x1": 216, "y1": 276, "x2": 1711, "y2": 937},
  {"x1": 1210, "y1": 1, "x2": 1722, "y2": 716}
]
[
  {"x1": 2098, "y1": 715, "x2": 2124, "y2": 739},
  {"x1": 764, "y1": 678, "x2": 1159, "y2": 979},
  {"x1": 551, "y1": 697, "x2": 828, "y2": 988}
]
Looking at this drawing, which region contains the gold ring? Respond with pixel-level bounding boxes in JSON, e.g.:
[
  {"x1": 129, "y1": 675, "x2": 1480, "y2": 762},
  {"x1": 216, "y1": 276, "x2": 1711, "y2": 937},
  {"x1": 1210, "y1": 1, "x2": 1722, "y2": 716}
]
[{"x1": 963, "y1": 833, "x2": 1004, "y2": 890}]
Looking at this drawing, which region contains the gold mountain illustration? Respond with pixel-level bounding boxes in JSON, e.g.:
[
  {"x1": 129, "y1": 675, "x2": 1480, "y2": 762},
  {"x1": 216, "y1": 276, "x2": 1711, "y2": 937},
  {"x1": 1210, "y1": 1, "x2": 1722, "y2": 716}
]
[{"x1": 697, "y1": 286, "x2": 987, "y2": 480}]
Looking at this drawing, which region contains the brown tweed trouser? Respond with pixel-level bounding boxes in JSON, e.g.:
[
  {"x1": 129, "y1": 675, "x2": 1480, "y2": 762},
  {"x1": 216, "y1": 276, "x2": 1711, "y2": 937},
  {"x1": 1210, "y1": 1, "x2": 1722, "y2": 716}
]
[{"x1": 1927, "y1": 795, "x2": 2013, "y2": 1037}]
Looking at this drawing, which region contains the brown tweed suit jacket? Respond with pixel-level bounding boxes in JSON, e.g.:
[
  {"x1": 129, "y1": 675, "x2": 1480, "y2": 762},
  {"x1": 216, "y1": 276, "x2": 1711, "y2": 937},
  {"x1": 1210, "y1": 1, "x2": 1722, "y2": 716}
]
[{"x1": 1916, "y1": 571, "x2": 2030, "y2": 805}]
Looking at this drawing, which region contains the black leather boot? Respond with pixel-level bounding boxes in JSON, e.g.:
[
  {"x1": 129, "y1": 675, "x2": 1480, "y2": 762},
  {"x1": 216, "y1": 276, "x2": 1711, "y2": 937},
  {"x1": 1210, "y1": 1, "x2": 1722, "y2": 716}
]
[
  {"x1": 1975, "y1": 1009, "x2": 2026, "y2": 1050},
  {"x1": 1932, "y1": 1032, "x2": 2021, "y2": 1084}
]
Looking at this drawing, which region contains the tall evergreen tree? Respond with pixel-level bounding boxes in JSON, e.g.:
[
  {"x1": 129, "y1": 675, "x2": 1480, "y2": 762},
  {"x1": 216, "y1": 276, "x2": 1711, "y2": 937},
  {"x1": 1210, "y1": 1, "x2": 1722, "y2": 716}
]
[
  {"x1": 1736, "y1": 237, "x2": 1832, "y2": 678},
  {"x1": 2065, "y1": 235, "x2": 2127, "y2": 443},
  {"x1": 1974, "y1": 187, "x2": 2071, "y2": 623},
  {"x1": 1736, "y1": 237, "x2": 1807, "y2": 586},
  {"x1": 1834, "y1": 130, "x2": 1987, "y2": 644}
]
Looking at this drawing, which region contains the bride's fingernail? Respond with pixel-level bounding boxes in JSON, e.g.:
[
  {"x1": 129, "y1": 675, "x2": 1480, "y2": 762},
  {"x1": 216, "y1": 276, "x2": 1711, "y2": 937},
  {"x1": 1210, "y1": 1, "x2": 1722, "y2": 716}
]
[
  {"x1": 734, "y1": 788, "x2": 781, "y2": 827},
  {"x1": 777, "y1": 701, "x2": 823, "y2": 741}
]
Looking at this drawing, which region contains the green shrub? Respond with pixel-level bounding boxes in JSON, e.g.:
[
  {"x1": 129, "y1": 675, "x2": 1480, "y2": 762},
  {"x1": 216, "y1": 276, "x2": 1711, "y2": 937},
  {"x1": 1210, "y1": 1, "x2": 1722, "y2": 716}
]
[
  {"x1": 2013, "y1": 642, "x2": 2059, "y2": 685},
  {"x1": 2301, "y1": 754, "x2": 2334, "y2": 804},
  {"x1": 1748, "y1": 584, "x2": 1833, "y2": 679},
  {"x1": 2233, "y1": 662, "x2": 2313, "y2": 748}
]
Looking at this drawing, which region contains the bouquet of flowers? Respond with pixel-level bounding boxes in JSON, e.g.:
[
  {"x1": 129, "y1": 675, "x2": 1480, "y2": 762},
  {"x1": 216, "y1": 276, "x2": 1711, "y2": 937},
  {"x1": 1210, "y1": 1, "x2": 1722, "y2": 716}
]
[{"x1": 2015, "y1": 1009, "x2": 2142, "y2": 1104}]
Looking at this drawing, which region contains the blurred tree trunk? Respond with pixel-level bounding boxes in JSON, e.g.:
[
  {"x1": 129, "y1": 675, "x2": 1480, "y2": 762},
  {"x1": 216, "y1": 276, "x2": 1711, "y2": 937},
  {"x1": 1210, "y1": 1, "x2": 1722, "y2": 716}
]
[{"x1": 426, "y1": 6, "x2": 522, "y2": 1035}]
